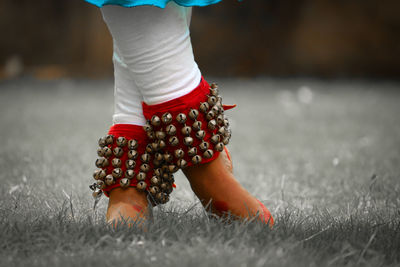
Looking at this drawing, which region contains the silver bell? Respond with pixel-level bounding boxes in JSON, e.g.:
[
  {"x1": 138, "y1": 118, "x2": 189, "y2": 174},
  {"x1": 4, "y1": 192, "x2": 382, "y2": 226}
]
[
  {"x1": 166, "y1": 124, "x2": 177, "y2": 135},
  {"x1": 105, "y1": 135, "x2": 114, "y2": 145},
  {"x1": 112, "y1": 168, "x2": 123, "y2": 179},
  {"x1": 125, "y1": 169, "x2": 135, "y2": 179},
  {"x1": 203, "y1": 149, "x2": 214, "y2": 159},
  {"x1": 218, "y1": 105, "x2": 224, "y2": 114},
  {"x1": 210, "y1": 82, "x2": 218, "y2": 89},
  {"x1": 151, "y1": 142, "x2": 159, "y2": 151},
  {"x1": 174, "y1": 149, "x2": 184, "y2": 159},
  {"x1": 143, "y1": 123, "x2": 153, "y2": 132},
  {"x1": 211, "y1": 105, "x2": 220, "y2": 114},
  {"x1": 199, "y1": 102, "x2": 210, "y2": 113},
  {"x1": 156, "y1": 192, "x2": 164, "y2": 202},
  {"x1": 223, "y1": 119, "x2": 229, "y2": 127},
  {"x1": 206, "y1": 110, "x2": 215, "y2": 121},
  {"x1": 158, "y1": 140, "x2": 166, "y2": 150},
  {"x1": 156, "y1": 131, "x2": 166, "y2": 140},
  {"x1": 192, "y1": 121, "x2": 202, "y2": 131},
  {"x1": 191, "y1": 155, "x2": 202, "y2": 164},
  {"x1": 112, "y1": 158, "x2": 122, "y2": 168},
  {"x1": 105, "y1": 174, "x2": 114, "y2": 186},
  {"x1": 116, "y1": 136, "x2": 127, "y2": 147},
  {"x1": 176, "y1": 113, "x2": 187, "y2": 124},
  {"x1": 168, "y1": 164, "x2": 179, "y2": 173},
  {"x1": 151, "y1": 176, "x2": 160, "y2": 185},
  {"x1": 128, "y1": 139, "x2": 139, "y2": 150},
  {"x1": 149, "y1": 186, "x2": 159, "y2": 195},
  {"x1": 147, "y1": 131, "x2": 155, "y2": 140},
  {"x1": 125, "y1": 159, "x2": 136, "y2": 169},
  {"x1": 154, "y1": 168, "x2": 163, "y2": 177},
  {"x1": 162, "y1": 172, "x2": 170, "y2": 179},
  {"x1": 160, "y1": 182, "x2": 168, "y2": 191},
  {"x1": 168, "y1": 136, "x2": 179, "y2": 146},
  {"x1": 93, "y1": 169, "x2": 101, "y2": 180},
  {"x1": 146, "y1": 144, "x2": 153, "y2": 153},
  {"x1": 183, "y1": 137, "x2": 194, "y2": 146},
  {"x1": 199, "y1": 141, "x2": 209, "y2": 151},
  {"x1": 113, "y1": 147, "x2": 124, "y2": 158},
  {"x1": 128, "y1": 150, "x2": 139, "y2": 160},
  {"x1": 188, "y1": 147, "x2": 197, "y2": 157},
  {"x1": 103, "y1": 147, "x2": 112, "y2": 158},
  {"x1": 141, "y1": 153, "x2": 151, "y2": 163},
  {"x1": 207, "y1": 96, "x2": 218, "y2": 106},
  {"x1": 210, "y1": 134, "x2": 220, "y2": 144},
  {"x1": 92, "y1": 188, "x2": 102, "y2": 199},
  {"x1": 177, "y1": 159, "x2": 188, "y2": 168},
  {"x1": 188, "y1": 109, "x2": 199, "y2": 120},
  {"x1": 163, "y1": 152, "x2": 173, "y2": 162},
  {"x1": 162, "y1": 112, "x2": 173, "y2": 124},
  {"x1": 223, "y1": 136, "x2": 230, "y2": 145},
  {"x1": 151, "y1": 115, "x2": 161, "y2": 127},
  {"x1": 181, "y1": 126, "x2": 192, "y2": 136},
  {"x1": 154, "y1": 152, "x2": 163, "y2": 161},
  {"x1": 97, "y1": 147, "x2": 104, "y2": 157},
  {"x1": 95, "y1": 158, "x2": 109, "y2": 168},
  {"x1": 210, "y1": 87, "x2": 219, "y2": 96},
  {"x1": 136, "y1": 181, "x2": 147, "y2": 191},
  {"x1": 97, "y1": 180, "x2": 106, "y2": 190},
  {"x1": 208, "y1": 120, "x2": 217, "y2": 130},
  {"x1": 136, "y1": 172, "x2": 146, "y2": 181},
  {"x1": 218, "y1": 127, "x2": 227, "y2": 136},
  {"x1": 216, "y1": 114, "x2": 224, "y2": 125},
  {"x1": 195, "y1": 130, "x2": 206, "y2": 139},
  {"x1": 215, "y1": 142, "x2": 224, "y2": 152},
  {"x1": 89, "y1": 183, "x2": 97, "y2": 191},
  {"x1": 98, "y1": 169, "x2": 106, "y2": 180},
  {"x1": 140, "y1": 163, "x2": 150, "y2": 172},
  {"x1": 98, "y1": 137, "x2": 106, "y2": 147},
  {"x1": 120, "y1": 178, "x2": 130, "y2": 189}
]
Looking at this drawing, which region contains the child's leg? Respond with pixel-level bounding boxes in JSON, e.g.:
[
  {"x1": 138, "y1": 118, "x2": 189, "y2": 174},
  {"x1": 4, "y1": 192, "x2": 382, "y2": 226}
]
[
  {"x1": 102, "y1": 52, "x2": 149, "y2": 226},
  {"x1": 100, "y1": 2, "x2": 273, "y2": 225},
  {"x1": 101, "y1": 3, "x2": 201, "y2": 105},
  {"x1": 96, "y1": 3, "x2": 196, "y2": 225}
]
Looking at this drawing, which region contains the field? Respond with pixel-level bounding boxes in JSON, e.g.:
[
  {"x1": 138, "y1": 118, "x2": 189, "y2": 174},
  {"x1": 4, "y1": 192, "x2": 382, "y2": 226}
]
[{"x1": 0, "y1": 78, "x2": 399, "y2": 267}]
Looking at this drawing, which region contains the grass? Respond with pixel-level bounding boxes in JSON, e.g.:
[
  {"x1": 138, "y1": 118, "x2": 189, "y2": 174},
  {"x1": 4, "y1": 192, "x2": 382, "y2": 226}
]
[{"x1": 0, "y1": 77, "x2": 399, "y2": 266}]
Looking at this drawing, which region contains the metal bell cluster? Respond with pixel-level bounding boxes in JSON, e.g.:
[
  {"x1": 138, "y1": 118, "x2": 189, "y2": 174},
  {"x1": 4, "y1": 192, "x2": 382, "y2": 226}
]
[
  {"x1": 90, "y1": 82, "x2": 230, "y2": 205},
  {"x1": 91, "y1": 133, "x2": 175, "y2": 205},
  {"x1": 142, "y1": 82, "x2": 232, "y2": 170},
  {"x1": 92, "y1": 135, "x2": 139, "y2": 199}
]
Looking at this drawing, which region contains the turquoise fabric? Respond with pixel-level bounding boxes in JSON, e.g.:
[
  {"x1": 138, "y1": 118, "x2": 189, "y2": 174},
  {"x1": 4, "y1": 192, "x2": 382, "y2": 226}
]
[{"x1": 85, "y1": 0, "x2": 222, "y2": 8}]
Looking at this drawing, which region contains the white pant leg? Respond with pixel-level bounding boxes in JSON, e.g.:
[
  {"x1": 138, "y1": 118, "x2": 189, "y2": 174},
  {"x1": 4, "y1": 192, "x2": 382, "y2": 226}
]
[
  {"x1": 101, "y1": 1, "x2": 202, "y2": 106},
  {"x1": 112, "y1": 44, "x2": 147, "y2": 126}
]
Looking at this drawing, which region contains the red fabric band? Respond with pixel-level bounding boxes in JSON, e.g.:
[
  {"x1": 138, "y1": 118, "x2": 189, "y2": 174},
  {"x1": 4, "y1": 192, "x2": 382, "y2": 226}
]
[
  {"x1": 102, "y1": 124, "x2": 151, "y2": 196},
  {"x1": 142, "y1": 77, "x2": 221, "y2": 167}
]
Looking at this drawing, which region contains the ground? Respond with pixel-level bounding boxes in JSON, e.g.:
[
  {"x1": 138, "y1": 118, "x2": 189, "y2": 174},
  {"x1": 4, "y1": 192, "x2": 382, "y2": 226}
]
[{"x1": 0, "y1": 77, "x2": 399, "y2": 267}]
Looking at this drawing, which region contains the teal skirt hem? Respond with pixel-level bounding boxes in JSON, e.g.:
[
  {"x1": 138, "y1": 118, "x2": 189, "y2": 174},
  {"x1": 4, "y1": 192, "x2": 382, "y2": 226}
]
[{"x1": 85, "y1": 0, "x2": 222, "y2": 8}]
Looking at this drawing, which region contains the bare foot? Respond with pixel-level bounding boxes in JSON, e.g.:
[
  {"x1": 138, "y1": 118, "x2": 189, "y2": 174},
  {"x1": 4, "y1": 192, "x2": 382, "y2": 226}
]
[
  {"x1": 106, "y1": 187, "x2": 149, "y2": 228},
  {"x1": 183, "y1": 148, "x2": 273, "y2": 226}
]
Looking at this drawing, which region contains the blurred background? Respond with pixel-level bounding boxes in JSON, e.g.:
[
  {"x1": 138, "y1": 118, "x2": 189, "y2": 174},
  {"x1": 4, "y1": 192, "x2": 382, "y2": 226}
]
[{"x1": 0, "y1": 0, "x2": 399, "y2": 80}]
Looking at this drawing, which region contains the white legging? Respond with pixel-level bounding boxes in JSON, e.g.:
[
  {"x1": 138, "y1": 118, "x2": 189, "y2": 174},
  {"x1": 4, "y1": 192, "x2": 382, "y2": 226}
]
[{"x1": 101, "y1": 2, "x2": 202, "y2": 126}]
